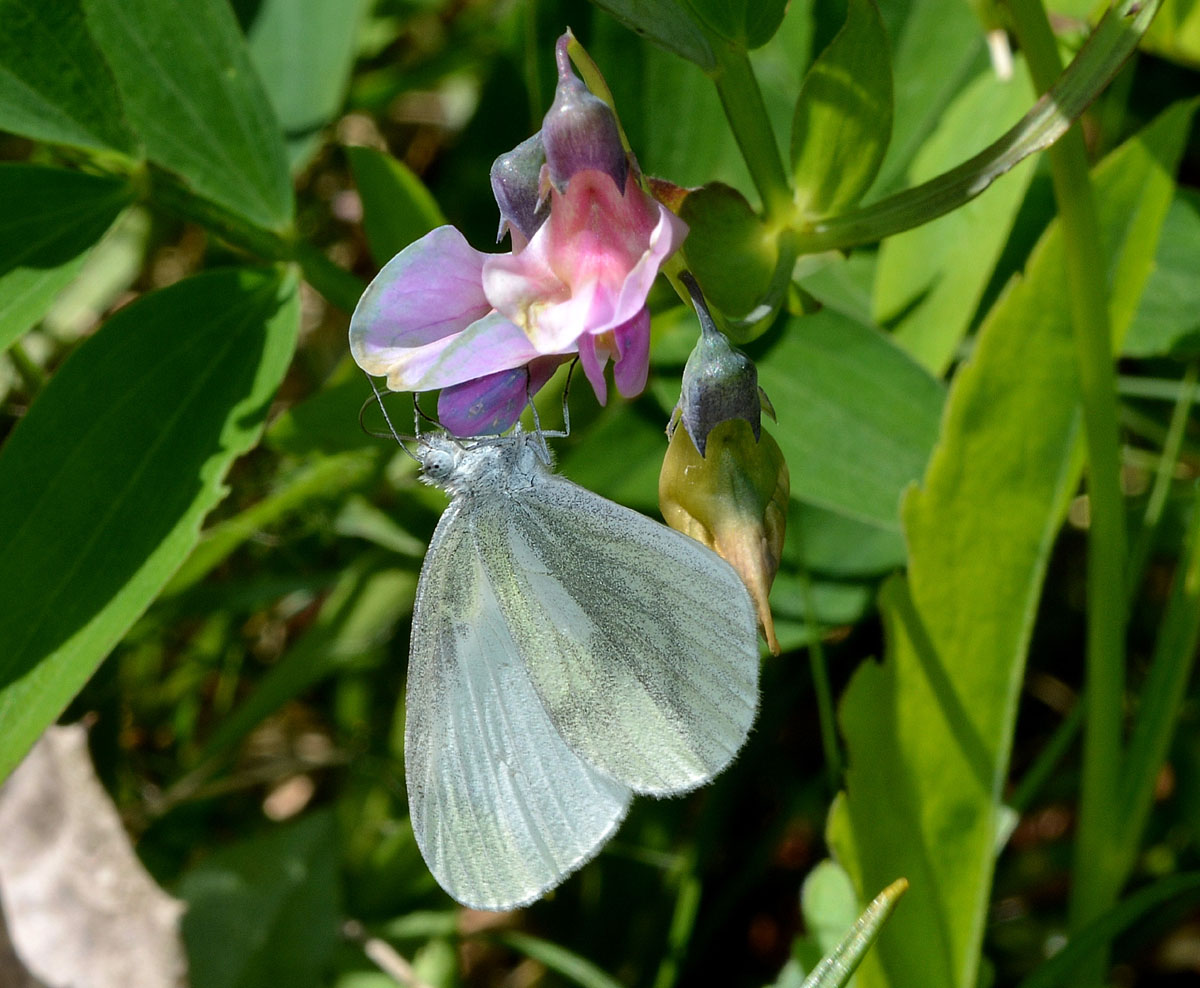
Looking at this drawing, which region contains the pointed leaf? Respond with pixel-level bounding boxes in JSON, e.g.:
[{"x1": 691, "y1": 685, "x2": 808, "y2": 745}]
[
  {"x1": 828, "y1": 102, "x2": 1194, "y2": 988},
  {"x1": 791, "y1": 0, "x2": 893, "y2": 217},
  {"x1": 0, "y1": 0, "x2": 136, "y2": 154},
  {"x1": 685, "y1": 0, "x2": 789, "y2": 49},
  {"x1": 82, "y1": 0, "x2": 293, "y2": 230},
  {"x1": 0, "y1": 268, "x2": 300, "y2": 783},
  {"x1": 0, "y1": 165, "x2": 133, "y2": 353}
]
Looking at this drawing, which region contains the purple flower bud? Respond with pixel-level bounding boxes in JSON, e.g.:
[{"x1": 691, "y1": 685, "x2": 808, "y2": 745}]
[
  {"x1": 542, "y1": 36, "x2": 627, "y2": 195},
  {"x1": 490, "y1": 133, "x2": 550, "y2": 243},
  {"x1": 675, "y1": 272, "x2": 762, "y2": 457}
]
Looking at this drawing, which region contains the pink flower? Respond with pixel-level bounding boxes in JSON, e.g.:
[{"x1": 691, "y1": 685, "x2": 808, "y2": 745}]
[{"x1": 349, "y1": 33, "x2": 687, "y2": 436}]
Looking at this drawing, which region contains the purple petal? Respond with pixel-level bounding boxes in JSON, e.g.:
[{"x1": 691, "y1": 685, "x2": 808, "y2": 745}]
[
  {"x1": 349, "y1": 226, "x2": 491, "y2": 376},
  {"x1": 576, "y1": 332, "x2": 609, "y2": 406},
  {"x1": 437, "y1": 357, "x2": 565, "y2": 436},
  {"x1": 611, "y1": 307, "x2": 650, "y2": 397},
  {"x1": 491, "y1": 133, "x2": 550, "y2": 243}
]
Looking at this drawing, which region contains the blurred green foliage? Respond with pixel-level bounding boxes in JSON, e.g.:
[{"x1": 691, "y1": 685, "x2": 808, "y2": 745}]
[{"x1": 2, "y1": 1, "x2": 1200, "y2": 986}]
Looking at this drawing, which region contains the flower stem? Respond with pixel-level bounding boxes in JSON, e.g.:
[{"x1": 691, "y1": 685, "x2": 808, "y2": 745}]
[
  {"x1": 1007, "y1": 0, "x2": 1128, "y2": 977},
  {"x1": 709, "y1": 47, "x2": 793, "y2": 228}
]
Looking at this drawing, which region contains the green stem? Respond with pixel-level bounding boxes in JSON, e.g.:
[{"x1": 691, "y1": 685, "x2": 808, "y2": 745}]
[
  {"x1": 709, "y1": 46, "x2": 793, "y2": 228},
  {"x1": 1008, "y1": 701, "x2": 1084, "y2": 814},
  {"x1": 794, "y1": 552, "x2": 843, "y2": 789},
  {"x1": 1008, "y1": 0, "x2": 1129, "y2": 972}
]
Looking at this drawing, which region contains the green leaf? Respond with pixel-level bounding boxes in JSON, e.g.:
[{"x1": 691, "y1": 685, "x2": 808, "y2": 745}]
[
  {"x1": 685, "y1": 0, "x2": 789, "y2": 49},
  {"x1": 346, "y1": 146, "x2": 447, "y2": 267},
  {"x1": 875, "y1": 62, "x2": 1037, "y2": 374},
  {"x1": 0, "y1": 165, "x2": 133, "y2": 353},
  {"x1": 180, "y1": 812, "x2": 341, "y2": 988},
  {"x1": 82, "y1": 0, "x2": 293, "y2": 230},
  {"x1": 870, "y1": 0, "x2": 987, "y2": 196},
  {"x1": 791, "y1": 0, "x2": 893, "y2": 218},
  {"x1": 0, "y1": 268, "x2": 300, "y2": 783},
  {"x1": 791, "y1": 0, "x2": 1164, "y2": 253},
  {"x1": 1123, "y1": 187, "x2": 1200, "y2": 356},
  {"x1": 246, "y1": 0, "x2": 371, "y2": 171},
  {"x1": 0, "y1": 0, "x2": 136, "y2": 154},
  {"x1": 587, "y1": 0, "x2": 717, "y2": 70},
  {"x1": 680, "y1": 183, "x2": 779, "y2": 319},
  {"x1": 827, "y1": 102, "x2": 1193, "y2": 988},
  {"x1": 756, "y1": 309, "x2": 945, "y2": 529}
]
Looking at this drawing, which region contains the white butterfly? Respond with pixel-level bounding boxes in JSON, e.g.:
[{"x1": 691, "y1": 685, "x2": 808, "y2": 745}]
[{"x1": 405, "y1": 429, "x2": 760, "y2": 910}]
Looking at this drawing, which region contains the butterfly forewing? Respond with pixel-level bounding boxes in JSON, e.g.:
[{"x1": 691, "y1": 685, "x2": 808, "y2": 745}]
[
  {"x1": 479, "y1": 474, "x2": 761, "y2": 796},
  {"x1": 406, "y1": 501, "x2": 633, "y2": 911}
]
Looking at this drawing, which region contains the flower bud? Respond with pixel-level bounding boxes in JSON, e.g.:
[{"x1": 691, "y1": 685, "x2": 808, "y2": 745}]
[
  {"x1": 490, "y1": 133, "x2": 549, "y2": 243},
  {"x1": 542, "y1": 35, "x2": 627, "y2": 195},
  {"x1": 675, "y1": 272, "x2": 761, "y2": 456},
  {"x1": 659, "y1": 417, "x2": 789, "y2": 654}
]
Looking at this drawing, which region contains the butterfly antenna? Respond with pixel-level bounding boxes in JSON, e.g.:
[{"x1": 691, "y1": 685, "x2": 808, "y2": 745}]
[{"x1": 363, "y1": 376, "x2": 420, "y2": 462}]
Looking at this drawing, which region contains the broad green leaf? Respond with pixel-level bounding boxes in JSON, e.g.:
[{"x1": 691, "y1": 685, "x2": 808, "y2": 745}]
[
  {"x1": 1124, "y1": 187, "x2": 1200, "y2": 356},
  {"x1": 827, "y1": 102, "x2": 1193, "y2": 988},
  {"x1": 82, "y1": 0, "x2": 293, "y2": 230},
  {"x1": 685, "y1": 0, "x2": 789, "y2": 49},
  {"x1": 180, "y1": 812, "x2": 340, "y2": 988},
  {"x1": 587, "y1": 0, "x2": 717, "y2": 69},
  {"x1": 346, "y1": 146, "x2": 447, "y2": 266},
  {"x1": 681, "y1": 183, "x2": 778, "y2": 319},
  {"x1": 756, "y1": 309, "x2": 945, "y2": 529},
  {"x1": 0, "y1": 268, "x2": 300, "y2": 783},
  {"x1": 0, "y1": 165, "x2": 133, "y2": 353},
  {"x1": 0, "y1": 0, "x2": 136, "y2": 154},
  {"x1": 875, "y1": 63, "x2": 1037, "y2": 374},
  {"x1": 246, "y1": 0, "x2": 371, "y2": 170},
  {"x1": 791, "y1": 0, "x2": 893, "y2": 218},
  {"x1": 791, "y1": 501, "x2": 906, "y2": 578}
]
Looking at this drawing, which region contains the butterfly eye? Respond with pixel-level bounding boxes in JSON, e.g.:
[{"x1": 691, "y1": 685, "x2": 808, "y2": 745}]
[{"x1": 422, "y1": 449, "x2": 455, "y2": 483}]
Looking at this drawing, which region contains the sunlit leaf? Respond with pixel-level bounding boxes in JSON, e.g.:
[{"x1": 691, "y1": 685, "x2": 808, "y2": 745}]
[
  {"x1": 0, "y1": 268, "x2": 300, "y2": 783},
  {"x1": 82, "y1": 0, "x2": 293, "y2": 230},
  {"x1": 828, "y1": 101, "x2": 1193, "y2": 988}
]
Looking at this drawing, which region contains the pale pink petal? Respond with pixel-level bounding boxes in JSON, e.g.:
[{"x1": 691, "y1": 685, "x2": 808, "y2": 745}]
[
  {"x1": 611, "y1": 307, "x2": 650, "y2": 397},
  {"x1": 437, "y1": 356, "x2": 564, "y2": 436},
  {"x1": 481, "y1": 244, "x2": 570, "y2": 345},
  {"x1": 350, "y1": 226, "x2": 492, "y2": 374},
  {"x1": 370, "y1": 311, "x2": 542, "y2": 392}
]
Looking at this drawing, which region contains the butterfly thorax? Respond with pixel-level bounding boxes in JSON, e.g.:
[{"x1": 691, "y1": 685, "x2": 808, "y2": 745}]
[{"x1": 416, "y1": 433, "x2": 554, "y2": 499}]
